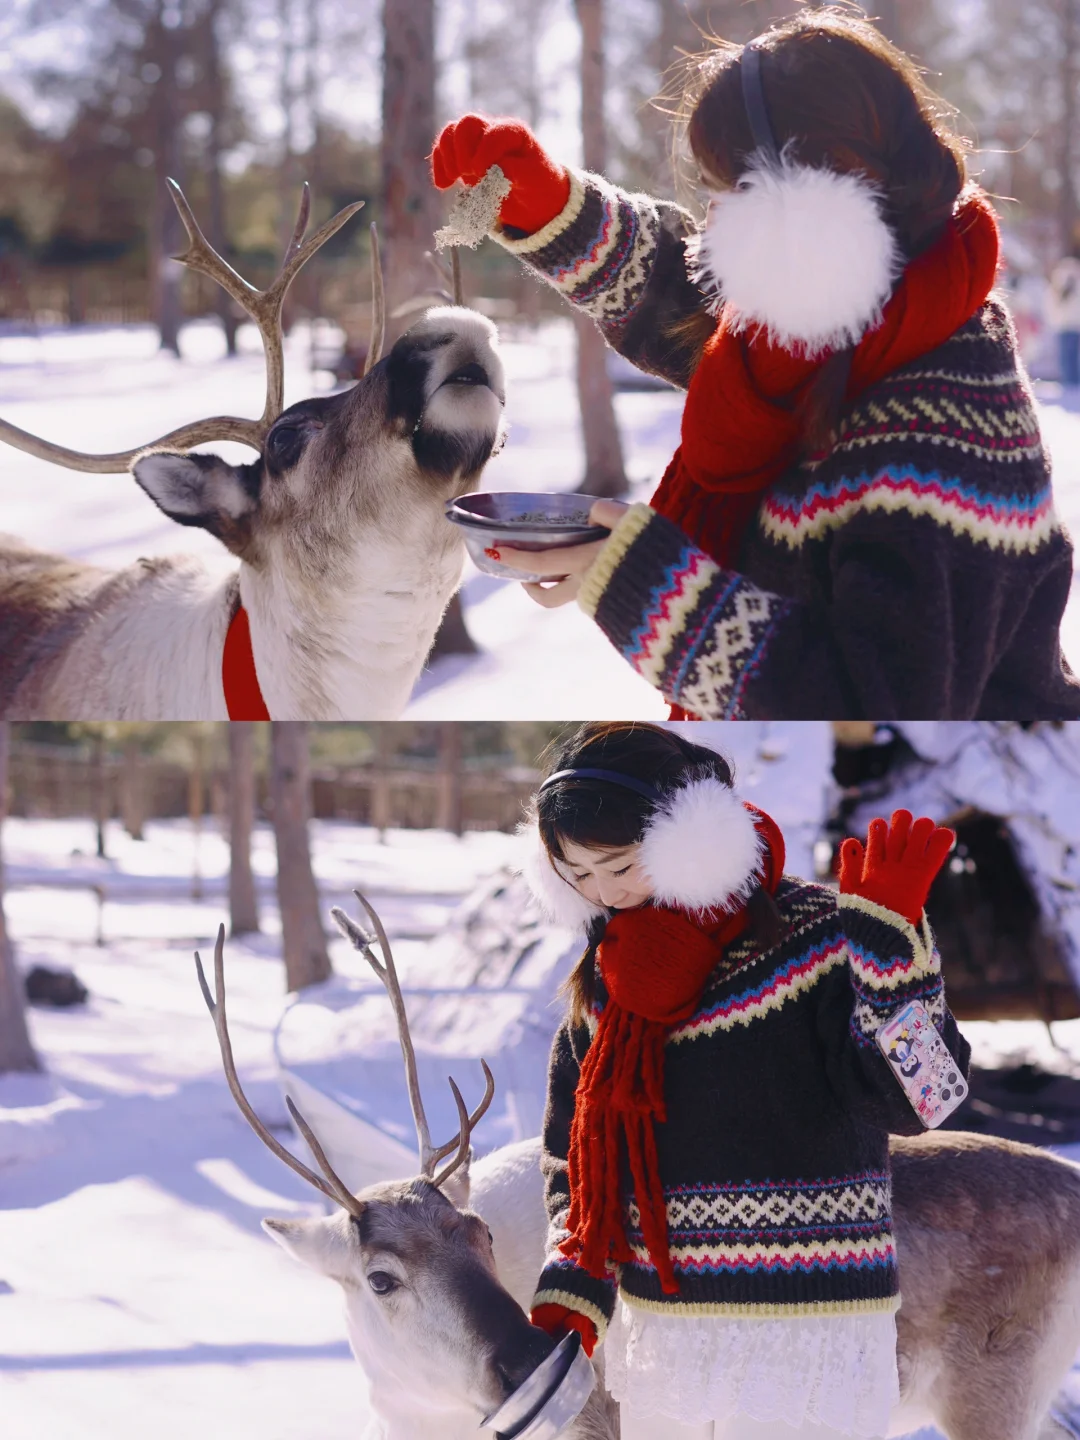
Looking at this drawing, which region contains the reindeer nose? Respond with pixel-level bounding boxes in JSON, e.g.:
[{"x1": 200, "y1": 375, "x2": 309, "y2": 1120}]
[{"x1": 492, "y1": 1322, "x2": 558, "y2": 1399}]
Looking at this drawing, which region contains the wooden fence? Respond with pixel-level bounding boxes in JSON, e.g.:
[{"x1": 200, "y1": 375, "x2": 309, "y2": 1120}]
[{"x1": 6, "y1": 743, "x2": 537, "y2": 835}]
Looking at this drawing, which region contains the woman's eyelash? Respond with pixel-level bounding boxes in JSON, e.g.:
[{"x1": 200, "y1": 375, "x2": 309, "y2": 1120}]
[{"x1": 612, "y1": 866, "x2": 631, "y2": 876}]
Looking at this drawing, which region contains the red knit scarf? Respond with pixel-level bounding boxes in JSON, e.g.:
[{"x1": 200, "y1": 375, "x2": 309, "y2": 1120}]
[
  {"x1": 559, "y1": 803, "x2": 786, "y2": 1294},
  {"x1": 650, "y1": 190, "x2": 1002, "y2": 573},
  {"x1": 223, "y1": 604, "x2": 270, "y2": 720}
]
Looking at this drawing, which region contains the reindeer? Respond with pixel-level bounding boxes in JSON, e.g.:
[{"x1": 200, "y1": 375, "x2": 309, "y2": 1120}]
[
  {"x1": 0, "y1": 183, "x2": 505, "y2": 720},
  {"x1": 197, "y1": 896, "x2": 1080, "y2": 1440},
  {"x1": 195, "y1": 896, "x2": 620, "y2": 1440}
]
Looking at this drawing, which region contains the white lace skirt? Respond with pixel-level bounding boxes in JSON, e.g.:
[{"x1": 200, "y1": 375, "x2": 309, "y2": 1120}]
[{"x1": 605, "y1": 1301, "x2": 900, "y2": 1438}]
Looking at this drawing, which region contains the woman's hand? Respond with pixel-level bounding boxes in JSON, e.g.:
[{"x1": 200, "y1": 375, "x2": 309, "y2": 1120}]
[
  {"x1": 839, "y1": 809, "x2": 956, "y2": 926},
  {"x1": 494, "y1": 499, "x2": 630, "y2": 608},
  {"x1": 530, "y1": 1302, "x2": 598, "y2": 1358},
  {"x1": 430, "y1": 114, "x2": 570, "y2": 236}
]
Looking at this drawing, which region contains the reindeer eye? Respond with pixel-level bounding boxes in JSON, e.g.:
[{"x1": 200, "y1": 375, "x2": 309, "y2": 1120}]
[
  {"x1": 267, "y1": 424, "x2": 304, "y2": 468},
  {"x1": 367, "y1": 1270, "x2": 398, "y2": 1296}
]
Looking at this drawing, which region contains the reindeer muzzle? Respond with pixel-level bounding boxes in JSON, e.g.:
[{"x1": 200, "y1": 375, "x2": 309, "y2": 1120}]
[{"x1": 480, "y1": 1331, "x2": 596, "y2": 1440}]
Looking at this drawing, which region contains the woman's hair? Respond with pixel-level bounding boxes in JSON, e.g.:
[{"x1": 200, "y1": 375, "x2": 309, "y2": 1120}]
[
  {"x1": 535, "y1": 722, "x2": 784, "y2": 1025},
  {"x1": 673, "y1": 7, "x2": 970, "y2": 449}
]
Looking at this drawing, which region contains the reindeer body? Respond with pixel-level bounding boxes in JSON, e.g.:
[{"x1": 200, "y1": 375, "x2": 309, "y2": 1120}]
[
  {"x1": 204, "y1": 903, "x2": 1080, "y2": 1440},
  {"x1": 462, "y1": 1132, "x2": 1080, "y2": 1440},
  {"x1": 0, "y1": 307, "x2": 505, "y2": 719}
]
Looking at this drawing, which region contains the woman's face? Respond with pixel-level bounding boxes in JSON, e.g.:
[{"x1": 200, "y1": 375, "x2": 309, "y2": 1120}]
[{"x1": 556, "y1": 839, "x2": 653, "y2": 911}]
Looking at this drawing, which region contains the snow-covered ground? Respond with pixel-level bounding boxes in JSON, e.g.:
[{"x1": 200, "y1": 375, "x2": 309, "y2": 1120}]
[
  {"x1": 3, "y1": 316, "x2": 1076, "y2": 718},
  {"x1": 0, "y1": 815, "x2": 525, "y2": 1440},
  {"x1": 6, "y1": 723, "x2": 1080, "y2": 1438}
]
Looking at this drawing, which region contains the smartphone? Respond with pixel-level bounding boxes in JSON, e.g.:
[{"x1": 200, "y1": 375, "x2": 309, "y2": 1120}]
[{"x1": 876, "y1": 999, "x2": 968, "y2": 1129}]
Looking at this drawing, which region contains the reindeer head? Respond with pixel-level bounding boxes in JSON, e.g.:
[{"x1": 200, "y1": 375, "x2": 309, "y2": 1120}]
[
  {"x1": 194, "y1": 894, "x2": 556, "y2": 1431},
  {"x1": 0, "y1": 182, "x2": 506, "y2": 575},
  {"x1": 264, "y1": 1178, "x2": 553, "y2": 1423},
  {"x1": 130, "y1": 306, "x2": 505, "y2": 573}
]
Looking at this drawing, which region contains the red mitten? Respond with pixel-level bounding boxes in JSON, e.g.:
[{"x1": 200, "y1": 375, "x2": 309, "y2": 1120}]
[
  {"x1": 839, "y1": 809, "x2": 956, "y2": 926},
  {"x1": 530, "y1": 1302, "x2": 598, "y2": 1358},
  {"x1": 431, "y1": 113, "x2": 571, "y2": 235}
]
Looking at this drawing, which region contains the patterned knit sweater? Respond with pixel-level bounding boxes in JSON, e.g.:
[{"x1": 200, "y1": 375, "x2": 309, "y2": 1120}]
[
  {"x1": 531, "y1": 877, "x2": 970, "y2": 1339},
  {"x1": 495, "y1": 171, "x2": 1080, "y2": 720}
]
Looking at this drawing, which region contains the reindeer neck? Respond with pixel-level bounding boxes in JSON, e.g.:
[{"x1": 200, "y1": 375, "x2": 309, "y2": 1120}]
[{"x1": 241, "y1": 510, "x2": 464, "y2": 720}]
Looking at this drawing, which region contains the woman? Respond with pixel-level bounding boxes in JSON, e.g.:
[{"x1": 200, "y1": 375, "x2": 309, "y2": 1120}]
[
  {"x1": 520, "y1": 721, "x2": 968, "y2": 1438},
  {"x1": 432, "y1": 10, "x2": 1080, "y2": 721}
]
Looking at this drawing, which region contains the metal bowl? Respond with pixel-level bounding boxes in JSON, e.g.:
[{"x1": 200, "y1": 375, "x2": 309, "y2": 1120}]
[
  {"x1": 479, "y1": 1331, "x2": 596, "y2": 1440},
  {"x1": 445, "y1": 492, "x2": 610, "y2": 582}
]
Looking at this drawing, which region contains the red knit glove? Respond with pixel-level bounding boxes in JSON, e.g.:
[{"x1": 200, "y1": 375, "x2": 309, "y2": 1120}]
[
  {"x1": 839, "y1": 809, "x2": 956, "y2": 926},
  {"x1": 530, "y1": 1303, "x2": 598, "y2": 1358},
  {"x1": 431, "y1": 114, "x2": 570, "y2": 235}
]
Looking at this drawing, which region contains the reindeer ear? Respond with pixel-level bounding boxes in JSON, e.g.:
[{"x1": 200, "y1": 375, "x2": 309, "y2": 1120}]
[
  {"x1": 133, "y1": 451, "x2": 261, "y2": 556},
  {"x1": 262, "y1": 1216, "x2": 350, "y2": 1275},
  {"x1": 439, "y1": 1160, "x2": 471, "y2": 1210}
]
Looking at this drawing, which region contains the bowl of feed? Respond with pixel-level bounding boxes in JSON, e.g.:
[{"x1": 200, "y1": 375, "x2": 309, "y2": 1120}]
[{"x1": 445, "y1": 492, "x2": 611, "y2": 581}]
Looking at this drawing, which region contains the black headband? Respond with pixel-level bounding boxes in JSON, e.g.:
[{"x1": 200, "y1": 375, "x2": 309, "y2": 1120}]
[
  {"x1": 538, "y1": 768, "x2": 661, "y2": 803},
  {"x1": 741, "y1": 43, "x2": 780, "y2": 161}
]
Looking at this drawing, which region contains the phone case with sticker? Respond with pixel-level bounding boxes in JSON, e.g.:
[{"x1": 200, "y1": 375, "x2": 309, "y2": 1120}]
[{"x1": 876, "y1": 1000, "x2": 968, "y2": 1129}]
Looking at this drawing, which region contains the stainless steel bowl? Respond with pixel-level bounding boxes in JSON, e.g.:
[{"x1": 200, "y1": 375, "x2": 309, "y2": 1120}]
[
  {"x1": 445, "y1": 492, "x2": 610, "y2": 582},
  {"x1": 479, "y1": 1332, "x2": 597, "y2": 1440}
]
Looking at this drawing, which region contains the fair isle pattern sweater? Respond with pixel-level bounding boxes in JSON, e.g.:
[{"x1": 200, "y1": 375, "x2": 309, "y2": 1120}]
[
  {"x1": 531, "y1": 878, "x2": 970, "y2": 1338},
  {"x1": 495, "y1": 171, "x2": 1080, "y2": 721}
]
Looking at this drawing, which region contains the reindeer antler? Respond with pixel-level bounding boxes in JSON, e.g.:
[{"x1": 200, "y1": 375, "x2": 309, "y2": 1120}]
[
  {"x1": 331, "y1": 891, "x2": 495, "y2": 1190},
  {"x1": 194, "y1": 923, "x2": 365, "y2": 1219},
  {"x1": 0, "y1": 181, "x2": 376, "y2": 474}
]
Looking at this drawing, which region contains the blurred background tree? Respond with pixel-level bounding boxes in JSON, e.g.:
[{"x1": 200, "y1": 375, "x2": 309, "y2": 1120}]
[
  {"x1": 1, "y1": 0, "x2": 1077, "y2": 529},
  {"x1": 0, "y1": 722, "x2": 40, "y2": 1073}
]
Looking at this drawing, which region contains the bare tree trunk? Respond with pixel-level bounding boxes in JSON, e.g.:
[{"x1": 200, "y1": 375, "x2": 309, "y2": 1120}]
[
  {"x1": 151, "y1": 0, "x2": 184, "y2": 356},
  {"x1": 205, "y1": 0, "x2": 238, "y2": 356},
  {"x1": 228, "y1": 722, "x2": 260, "y2": 936},
  {"x1": 436, "y1": 724, "x2": 464, "y2": 836},
  {"x1": 189, "y1": 731, "x2": 205, "y2": 902},
  {"x1": 429, "y1": 592, "x2": 478, "y2": 658},
  {"x1": 574, "y1": 0, "x2": 627, "y2": 497},
  {"x1": 0, "y1": 724, "x2": 39, "y2": 1074},
  {"x1": 270, "y1": 723, "x2": 331, "y2": 991},
  {"x1": 93, "y1": 732, "x2": 108, "y2": 859},
  {"x1": 1063, "y1": 0, "x2": 1079, "y2": 253},
  {"x1": 381, "y1": 0, "x2": 442, "y2": 335},
  {"x1": 383, "y1": 0, "x2": 476, "y2": 658},
  {"x1": 120, "y1": 734, "x2": 145, "y2": 840}
]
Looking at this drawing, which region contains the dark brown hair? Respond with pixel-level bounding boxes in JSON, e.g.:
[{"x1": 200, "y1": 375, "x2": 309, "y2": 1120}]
[
  {"x1": 535, "y1": 722, "x2": 784, "y2": 1026},
  {"x1": 675, "y1": 7, "x2": 970, "y2": 450}
]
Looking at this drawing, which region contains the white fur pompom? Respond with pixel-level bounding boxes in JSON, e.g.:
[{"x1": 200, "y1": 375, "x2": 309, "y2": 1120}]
[
  {"x1": 639, "y1": 780, "x2": 764, "y2": 915},
  {"x1": 693, "y1": 151, "x2": 903, "y2": 357},
  {"x1": 515, "y1": 818, "x2": 607, "y2": 933}
]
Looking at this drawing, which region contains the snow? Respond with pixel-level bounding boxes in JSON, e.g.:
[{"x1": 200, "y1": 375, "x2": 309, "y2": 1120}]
[
  {"x1": 3, "y1": 724, "x2": 1080, "y2": 1438},
  {"x1": 3, "y1": 318, "x2": 1076, "y2": 717},
  {"x1": 0, "y1": 816, "x2": 523, "y2": 1439}
]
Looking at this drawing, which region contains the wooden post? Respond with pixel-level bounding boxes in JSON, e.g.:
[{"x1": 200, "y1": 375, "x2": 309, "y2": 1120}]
[
  {"x1": 228, "y1": 723, "x2": 260, "y2": 936},
  {"x1": 270, "y1": 723, "x2": 332, "y2": 991},
  {"x1": 436, "y1": 725, "x2": 465, "y2": 837},
  {"x1": 189, "y1": 731, "x2": 205, "y2": 902},
  {"x1": 372, "y1": 725, "x2": 393, "y2": 838},
  {"x1": 120, "y1": 734, "x2": 145, "y2": 841},
  {"x1": 0, "y1": 724, "x2": 39, "y2": 1073},
  {"x1": 93, "y1": 732, "x2": 108, "y2": 860}
]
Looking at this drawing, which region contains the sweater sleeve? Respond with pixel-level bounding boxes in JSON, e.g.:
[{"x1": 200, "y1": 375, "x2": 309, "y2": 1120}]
[
  {"x1": 577, "y1": 499, "x2": 1077, "y2": 720},
  {"x1": 814, "y1": 895, "x2": 971, "y2": 1136},
  {"x1": 492, "y1": 168, "x2": 709, "y2": 390},
  {"x1": 531, "y1": 1020, "x2": 619, "y2": 1339}
]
